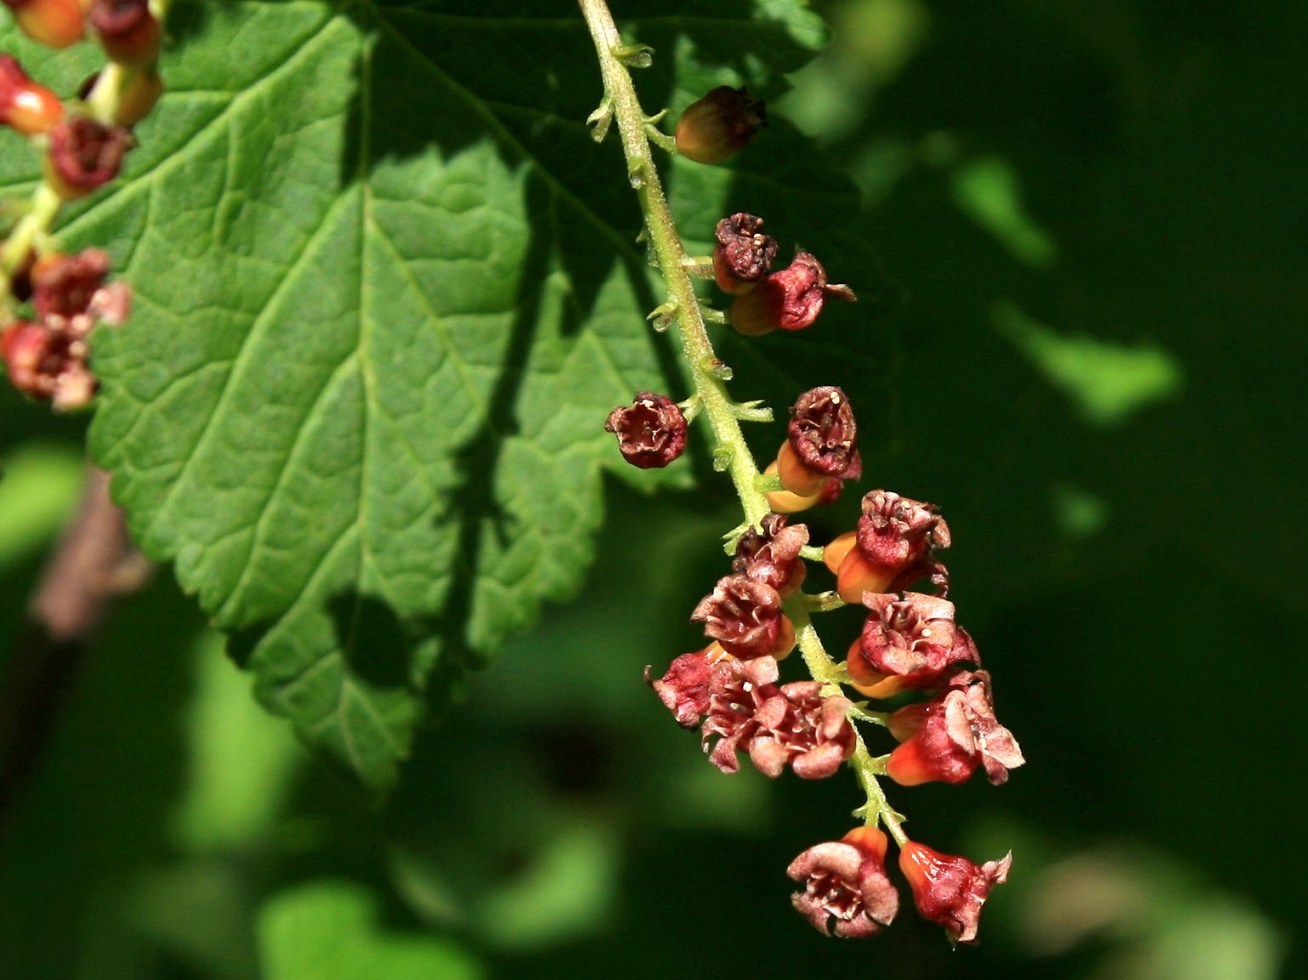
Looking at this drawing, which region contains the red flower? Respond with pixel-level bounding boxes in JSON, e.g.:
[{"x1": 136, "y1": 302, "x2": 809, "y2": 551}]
[
  {"x1": 730, "y1": 251, "x2": 856, "y2": 336},
  {"x1": 899, "y1": 840, "x2": 1011, "y2": 944},
  {"x1": 691, "y1": 574, "x2": 794, "y2": 660},
  {"x1": 700, "y1": 656, "x2": 855, "y2": 779},
  {"x1": 886, "y1": 671, "x2": 1025, "y2": 785},
  {"x1": 829, "y1": 490, "x2": 951, "y2": 602},
  {"x1": 788, "y1": 827, "x2": 899, "y2": 938},
  {"x1": 604, "y1": 392, "x2": 687, "y2": 469},
  {"x1": 847, "y1": 593, "x2": 978, "y2": 697}
]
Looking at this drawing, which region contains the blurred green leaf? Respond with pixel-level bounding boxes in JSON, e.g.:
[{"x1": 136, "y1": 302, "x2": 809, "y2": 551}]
[
  {"x1": 258, "y1": 879, "x2": 483, "y2": 980},
  {"x1": 993, "y1": 300, "x2": 1183, "y2": 427},
  {"x1": 0, "y1": 442, "x2": 82, "y2": 569}
]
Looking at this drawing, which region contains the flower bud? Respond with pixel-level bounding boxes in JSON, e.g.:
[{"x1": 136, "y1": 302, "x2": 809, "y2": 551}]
[
  {"x1": 788, "y1": 826, "x2": 899, "y2": 938},
  {"x1": 0, "y1": 55, "x2": 63, "y2": 135},
  {"x1": 729, "y1": 252, "x2": 856, "y2": 336},
  {"x1": 713, "y1": 212, "x2": 778, "y2": 294},
  {"x1": 45, "y1": 116, "x2": 135, "y2": 199},
  {"x1": 604, "y1": 392, "x2": 687, "y2": 469},
  {"x1": 899, "y1": 840, "x2": 1011, "y2": 944},
  {"x1": 674, "y1": 86, "x2": 764, "y2": 165},
  {"x1": 885, "y1": 671, "x2": 1025, "y2": 786},
  {"x1": 89, "y1": 0, "x2": 161, "y2": 68},
  {"x1": 3, "y1": 0, "x2": 85, "y2": 48}
]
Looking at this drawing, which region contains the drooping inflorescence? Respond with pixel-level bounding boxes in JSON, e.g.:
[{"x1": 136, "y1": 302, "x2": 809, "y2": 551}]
[{"x1": 583, "y1": 0, "x2": 1024, "y2": 945}]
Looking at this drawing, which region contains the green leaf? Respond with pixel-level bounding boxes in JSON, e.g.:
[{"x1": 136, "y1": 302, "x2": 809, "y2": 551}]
[
  {"x1": 257, "y1": 880, "x2": 483, "y2": 980},
  {"x1": 5, "y1": 0, "x2": 862, "y2": 792}
]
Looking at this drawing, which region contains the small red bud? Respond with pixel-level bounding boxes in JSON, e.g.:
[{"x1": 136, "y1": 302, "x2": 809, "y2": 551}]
[
  {"x1": 3, "y1": 0, "x2": 85, "y2": 48},
  {"x1": 674, "y1": 86, "x2": 765, "y2": 165},
  {"x1": 0, "y1": 55, "x2": 64, "y2": 135},
  {"x1": 604, "y1": 391, "x2": 687, "y2": 469},
  {"x1": 45, "y1": 116, "x2": 136, "y2": 199},
  {"x1": 713, "y1": 212, "x2": 778, "y2": 294},
  {"x1": 89, "y1": 0, "x2": 161, "y2": 68}
]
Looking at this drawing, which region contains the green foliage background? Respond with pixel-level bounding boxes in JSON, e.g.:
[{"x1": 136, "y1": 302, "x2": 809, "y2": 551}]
[{"x1": 1, "y1": 0, "x2": 1303, "y2": 977}]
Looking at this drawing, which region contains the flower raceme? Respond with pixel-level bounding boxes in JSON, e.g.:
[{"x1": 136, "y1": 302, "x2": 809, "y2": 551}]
[{"x1": 584, "y1": 65, "x2": 1022, "y2": 943}]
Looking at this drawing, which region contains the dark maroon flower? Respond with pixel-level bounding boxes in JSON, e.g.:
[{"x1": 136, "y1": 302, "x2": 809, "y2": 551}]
[
  {"x1": 732, "y1": 513, "x2": 808, "y2": 595},
  {"x1": 604, "y1": 392, "x2": 687, "y2": 469},
  {"x1": 729, "y1": 252, "x2": 856, "y2": 336},
  {"x1": 788, "y1": 386, "x2": 858, "y2": 477},
  {"x1": 886, "y1": 671, "x2": 1025, "y2": 786},
  {"x1": 749, "y1": 679, "x2": 856, "y2": 779},
  {"x1": 47, "y1": 116, "x2": 135, "y2": 197},
  {"x1": 713, "y1": 212, "x2": 778, "y2": 294},
  {"x1": 788, "y1": 827, "x2": 899, "y2": 938},
  {"x1": 675, "y1": 86, "x2": 765, "y2": 165},
  {"x1": 691, "y1": 574, "x2": 792, "y2": 660},
  {"x1": 847, "y1": 593, "x2": 979, "y2": 697},
  {"x1": 899, "y1": 841, "x2": 1011, "y2": 944}
]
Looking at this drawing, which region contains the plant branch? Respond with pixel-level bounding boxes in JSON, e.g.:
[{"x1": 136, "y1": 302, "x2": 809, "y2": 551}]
[{"x1": 578, "y1": 0, "x2": 768, "y2": 526}]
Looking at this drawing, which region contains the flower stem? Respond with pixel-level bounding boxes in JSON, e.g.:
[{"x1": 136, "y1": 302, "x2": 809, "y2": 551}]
[{"x1": 577, "y1": 0, "x2": 768, "y2": 526}]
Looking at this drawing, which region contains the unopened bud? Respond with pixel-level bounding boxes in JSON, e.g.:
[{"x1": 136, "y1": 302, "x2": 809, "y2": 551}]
[
  {"x1": 3, "y1": 0, "x2": 85, "y2": 48},
  {"x1": 0, "y1": 55, "x2": 63, "y2": 135},
  {"x1": 674, "y1": 86, "x2": 765, "y2": 165}
]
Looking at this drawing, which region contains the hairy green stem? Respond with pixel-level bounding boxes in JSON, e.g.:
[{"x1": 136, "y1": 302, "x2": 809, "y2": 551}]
[
  {"x1": 578, "y1": 0, "x2": 768, "y2": 526},
  {"x1": 579, "y1": 0, "x2": 901, "y2": 838}
]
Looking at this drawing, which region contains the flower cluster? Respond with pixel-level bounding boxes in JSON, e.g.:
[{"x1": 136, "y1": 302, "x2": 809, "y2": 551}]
[
  {"x1": 2, "y1": 3, "x2": 163, "y2": 408},
  {"x1": 582, "y1": 38, "x2": 1028, "y2": 946},
  {"x1": 2, "y1": 249, "x2": 130, "y2": 410},
  {"x1": 637, "y1": 365, "x2": 1023, "y2": 943}
]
